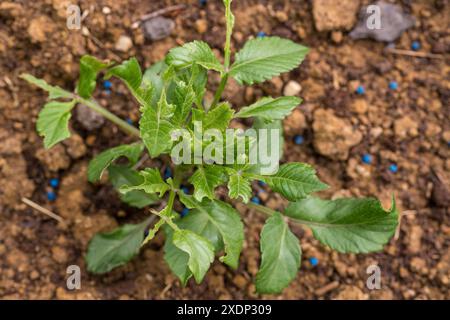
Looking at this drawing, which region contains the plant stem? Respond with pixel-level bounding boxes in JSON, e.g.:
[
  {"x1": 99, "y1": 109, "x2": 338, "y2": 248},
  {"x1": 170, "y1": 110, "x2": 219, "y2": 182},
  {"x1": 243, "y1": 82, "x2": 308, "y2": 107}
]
[
  {"x1": 211, "y1": 72, "x2": 229, "y2": 108},
  {"x1": 223, "y1": 0, "x2": 233, "y2": 70},
  {"x1": 76, "y1": 96, "x2": 141, "y2": 138},
  {"x1": 246, "y1": 202, "x2": 276, "y2": 216},
  {"x1": 211, "y1": 0, "x2": 234, "y2": 109}
]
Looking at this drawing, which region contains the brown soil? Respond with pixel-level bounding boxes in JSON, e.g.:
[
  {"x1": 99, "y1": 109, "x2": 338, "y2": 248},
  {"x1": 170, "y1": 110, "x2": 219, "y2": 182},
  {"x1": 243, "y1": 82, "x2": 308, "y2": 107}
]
[{"x1": 0, "y1": 0, "x2": 449, "y2": 300}]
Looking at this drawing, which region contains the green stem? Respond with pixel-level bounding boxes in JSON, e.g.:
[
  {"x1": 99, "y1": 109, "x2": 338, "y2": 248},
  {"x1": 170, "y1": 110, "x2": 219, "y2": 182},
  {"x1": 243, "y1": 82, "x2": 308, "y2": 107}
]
[
  {"x1": 211, "y1": 72, "x2": 229, "y2": 108},
  {"x1": 246, "y1": 202, "x2": 275, "y2": 216},
  {"x1": 76, "y1": 96, "x2": 141, "y2": 138},
  {"x1": 211, "y1": 0, "x2": 234, "y2": 109},
  {"x1": 224, "y1": 0, "x2": 233, "y2": 70}
]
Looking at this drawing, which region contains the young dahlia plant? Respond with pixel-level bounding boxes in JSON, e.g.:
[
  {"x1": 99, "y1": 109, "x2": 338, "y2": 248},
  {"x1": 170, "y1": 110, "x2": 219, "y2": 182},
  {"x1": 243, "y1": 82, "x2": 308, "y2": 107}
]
[{"x1": 23, "y1": 0, "x2": 397, "y2": 294}]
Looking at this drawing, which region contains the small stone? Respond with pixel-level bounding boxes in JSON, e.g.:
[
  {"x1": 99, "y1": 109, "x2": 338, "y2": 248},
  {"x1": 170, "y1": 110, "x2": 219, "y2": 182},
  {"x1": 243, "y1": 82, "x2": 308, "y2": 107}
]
[
  {"x1": 350, "y1": 1, "x2": 415, "y2": 42},
  {"x1": 331, "y1": 31, "x2": 343, "y2": 43},
  {"x1": 195, "y1": 19, "x2": 208, "y2": 34},
  {"x1": 36, "y1": 145, "x2": 71, "y2": 171},
  {"x1": 334, "y1": 285, "x2": 368, "y2": 300},
  {"x1": 28, "y1": 16, "x2": 56, "y2": 43},
  {"x1": 394, "y1": 116, "x2": 419, "y2": 139},
  {"x1": 283, "y1": 80, "x2": 302, "y2": 96},
  {"x1": 283, "y1": 109, "x2": 306, "y2": 136},
  {"x1": 63, "y1": 134, "x2": 87, "y2": 159},
  {"x1": 312, "y1": 0, "x2": 360, "y2": 31},
  {"x1": 296, "y1": 26, "x2": 306, "y2": 39},
  {"x1": 232, "y1": 275, "x2": 248, "y2": 289},
  {"x1": 313, "y1": 108, "x2": 363, "y2": 160},
  {"x1": 143, "y1": 16, "x2": 175, "y2": 41},
  {"x1": 75, "y1": 104, "x2": 105, "y2": 130},
  {"x1": 51, "y1": 246, "x2": 68, "y2": 264},
  {"x1": 115, "y1": 35, "x2": 133, "y2": 52},
  {"x1": 350, "y1": 99, "x2": 368, "y2": 114},
  {"x1": 102, "y1": 6, "x2": 111, "y2": 15},
  {"x1": 275, "y1": 11, "x2": 288, "y2": 23},
  {"x1": 431, "y1": 168, "x2": 450, "y2": 207}
]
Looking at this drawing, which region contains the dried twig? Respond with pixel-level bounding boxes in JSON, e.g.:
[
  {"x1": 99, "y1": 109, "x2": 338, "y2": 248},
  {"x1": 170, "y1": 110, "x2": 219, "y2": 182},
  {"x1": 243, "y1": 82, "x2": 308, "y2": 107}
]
[
  {"x1": 315, "y1": 281, "x2": 340, "y2": 296},
  {"x1": 134, "y1": 4, "x2": 187, "y2": 27},
  {"x1": 394, "y1": 210, "x2": 417, "y2": 240},
  {"x1": 385, "y1": 48, "x2": 444, "y2": 60},
  {"x1": 21, "y1": 197, "x2": 65, "y2": 223}
]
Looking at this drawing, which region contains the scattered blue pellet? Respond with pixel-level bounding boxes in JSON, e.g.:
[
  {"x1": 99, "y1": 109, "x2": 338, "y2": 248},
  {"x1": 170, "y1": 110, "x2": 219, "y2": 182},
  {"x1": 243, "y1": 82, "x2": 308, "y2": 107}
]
[
  {"x1": 447, "y1": 141, "x2": 450, "y2": 147},
  {"x1": 144, "y1": 229, "x2": 149, "y2": 238},
  {"x1": 309, "y1": 257, "x2": 319, "y2": 267},
  {"x1": 181, "y1": 186, "x2": 190, "y2": 194},
  {"x1": 126, "y1": 118, "x2": 133, "y2": 125},
  {"x1": 389, "y1": 164, "x2": 398, "y2": 173},
  {"x1": 258, "y1": 180, "x2": 267, "y2": 187},
  {"x1": 361, "y1": 154, "x2": 372, "y2": 165},
  {"x1": 356, "y1": 85, "x2": 365, "y2": 95},
  {"x1": 47, "y1": 191, "x2": 56, "y2": 201},
  {"x1": 164, "y1": 167, "x2": 172, "y2": 179},
  {"x1": 389, "y1": 81, "x2": 398, "y2": 90},
  {"x1": 293, "y1": 135, "x2": 304, "y2": 145},
  {"x1": 103, "y1": 80, "x2": 112, "y2": 90},
  {"x1": 181, "y1": 207, "x2": 189, "y2": 217},
  {"x1": 411, "y1": 41, "x2": 420, "y2": 51},
  {"x1": 199, "y1": 0, "x2": 207, "y2": 6},
  {"x1": 257, "y1": 31, "x2": 266, "y2": 38},
  {"x1": 251, "y1": 196, "x2": 261, "y2": 204},
  {"x1": 104, "y1": 89, "x2": 111, "y2": 95},
  {"x1": 49, "y1": 178, "x2": 59, "y2": 188}
]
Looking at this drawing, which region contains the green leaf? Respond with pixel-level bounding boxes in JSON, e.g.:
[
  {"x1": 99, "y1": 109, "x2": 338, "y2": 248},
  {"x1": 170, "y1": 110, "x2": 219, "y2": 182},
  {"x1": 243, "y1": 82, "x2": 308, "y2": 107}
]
[
  {"x1": 189, "y1": 165, "x2": 226, "y2": 202},
  {"x1": 247, "y1": 118, "x2": 284, "y2": 175},
  {"x1": 106, "y1": 57, "x2": 152, "y2": 107},
  {"x1": 259, "y1": 163, "x2": 328, "y2": 201},
  {"x1": 77, "y1": 55, "x2": 110, "y2": 99},
  {"x1": 172, "y1": 81, "x2": 195, "y2": 125},
  {"x1": 284, "y1": 197, "x2": 399, "y2": 253},
  {"x1": 119, "y1": 168, "x2": 170, "y2": 197},
  {"x1": 163, "y1": 226, "x2": 192, "y2": 285},
  {"x1": 140, "y1": 90, "x2": 175, "y2": 158},
  {"x1": 87, "y1": 143, "x2": 144, "y2": 182},
  {"x1": 36, "y1": 100, "x2": 77, "y2": 149},
  {"x1": 20, "y1": 74, "x2": 73, "y2": 100},
  {"x1": 143, "y1": 61, "x2": 165, "y2": 106},
  {"x1": 256, "y1": 212, "x2": 301, "y2": 294},
  {"x1": 166, "y1": 41, "x2": 224, "y2": 73},
  {"x1": 235, "y1": 96, "x2": 301, "y2": 121},
  {"x1": 172, "y1": 229, "x2": 215, "y2": 283},
  {"x1": 227, "y1": 173, "x2": 251, "y2": 203},
  {"x1": 230, "y1": 37, "x2": 309, "y2": 85},
  {"x1": 86, "y1": 219, "x2": 149, "y2": 273},
  {"x1": 108, "y1": 165, "x2": 158, "y2": 208},
  {"x1": 178, "y1": 194, "x2": 244, "y2": 269},
  {"x1": 204, "y1": 102, "x2": 235, "y2": 131}
]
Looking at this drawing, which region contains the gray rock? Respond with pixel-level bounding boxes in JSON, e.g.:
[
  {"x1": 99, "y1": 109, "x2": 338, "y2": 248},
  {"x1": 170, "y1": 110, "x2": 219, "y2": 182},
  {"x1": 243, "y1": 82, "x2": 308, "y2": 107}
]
[
  {"x1": 142, "y1": 16, "x2": 175, "y2": 41},
  {"x1": 349, "y1": 1, "x2": 414, "y2": 42},
  {"x1": 75, "y1": 104, "x2": 105, "y2": 130}
]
